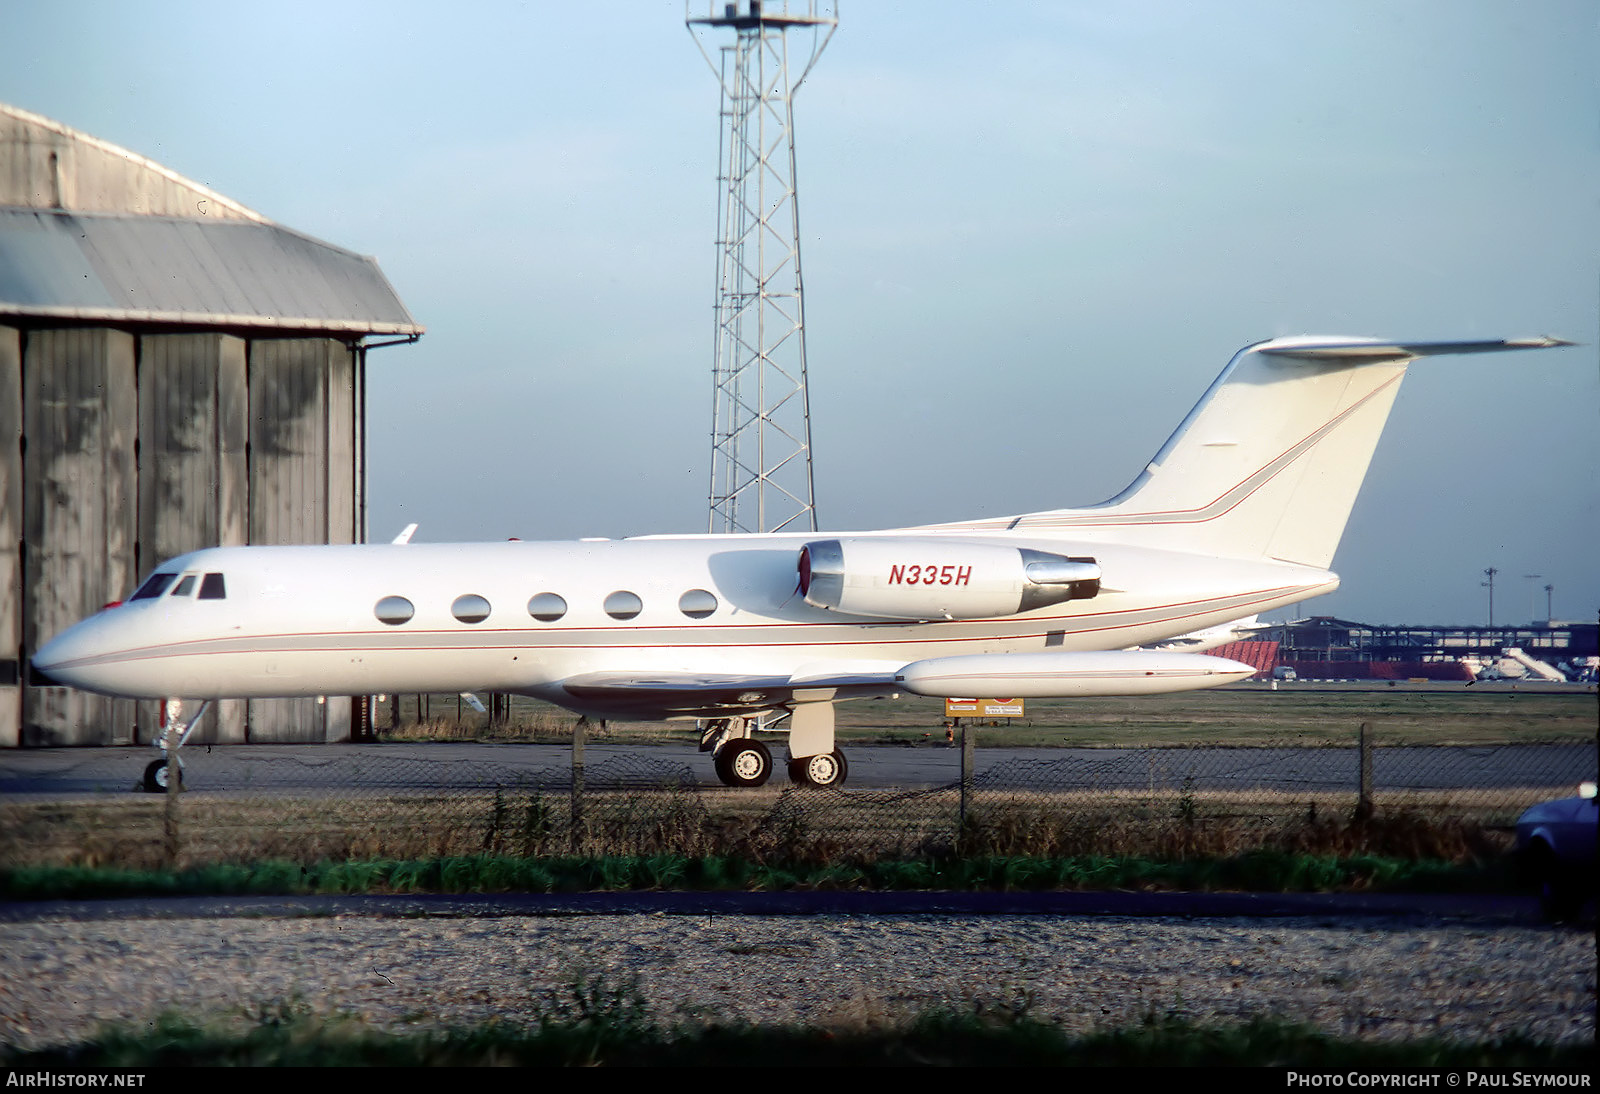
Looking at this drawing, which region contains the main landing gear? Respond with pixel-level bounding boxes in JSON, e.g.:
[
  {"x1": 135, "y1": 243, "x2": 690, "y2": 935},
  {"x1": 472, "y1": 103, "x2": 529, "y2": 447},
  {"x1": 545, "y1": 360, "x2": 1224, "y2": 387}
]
[
  {"x1": 713, "y1": 736, "x2": 773, "y2": 787},
  {"x1": 787, "y1": 750, "x2": 847, "y2": 789},
  {"x1": 700, "y1": 713, "x2": 849, "y2": 789}
]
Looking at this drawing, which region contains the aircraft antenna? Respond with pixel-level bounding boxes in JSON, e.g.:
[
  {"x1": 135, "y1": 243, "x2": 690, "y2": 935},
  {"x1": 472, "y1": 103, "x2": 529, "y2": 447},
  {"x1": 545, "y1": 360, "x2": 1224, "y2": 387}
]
[{"x1": 687, "y1": 1, "x2": 837, "y2": 533}]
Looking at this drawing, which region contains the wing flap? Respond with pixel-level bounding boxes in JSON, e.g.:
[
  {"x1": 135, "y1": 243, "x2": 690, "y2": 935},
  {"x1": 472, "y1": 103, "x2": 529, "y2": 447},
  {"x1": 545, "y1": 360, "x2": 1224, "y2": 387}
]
[{"x1": 560, "y1": 670, "x2": 901, "y2": 718}]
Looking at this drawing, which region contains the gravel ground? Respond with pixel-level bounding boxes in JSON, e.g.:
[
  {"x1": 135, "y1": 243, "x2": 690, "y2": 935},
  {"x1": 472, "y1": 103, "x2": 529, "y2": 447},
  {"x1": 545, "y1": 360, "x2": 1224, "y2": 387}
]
[{"x1": 1, "y1": 910, "x2": 1593, "y2": 1051}]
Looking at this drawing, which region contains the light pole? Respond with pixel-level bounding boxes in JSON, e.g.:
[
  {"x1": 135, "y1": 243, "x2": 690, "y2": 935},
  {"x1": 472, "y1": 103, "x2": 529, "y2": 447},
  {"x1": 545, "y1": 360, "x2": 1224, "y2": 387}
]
[{"x1": 1481, "y1": 567, "x2": 1499, "y2": 628}]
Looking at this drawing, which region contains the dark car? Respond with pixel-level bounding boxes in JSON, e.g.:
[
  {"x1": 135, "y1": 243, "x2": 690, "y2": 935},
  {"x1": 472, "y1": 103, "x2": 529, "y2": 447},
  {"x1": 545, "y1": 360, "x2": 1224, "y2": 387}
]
[{"x1": 1515, "y1": 782, "x2": 1597, "y2": 921}]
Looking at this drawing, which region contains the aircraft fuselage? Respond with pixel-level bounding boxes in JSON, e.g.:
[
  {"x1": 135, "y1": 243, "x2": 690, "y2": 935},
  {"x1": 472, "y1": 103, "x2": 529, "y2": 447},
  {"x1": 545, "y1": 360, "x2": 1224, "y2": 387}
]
[{"x1": 34, "y1": 533, "x2": 1333, "y2": 714}]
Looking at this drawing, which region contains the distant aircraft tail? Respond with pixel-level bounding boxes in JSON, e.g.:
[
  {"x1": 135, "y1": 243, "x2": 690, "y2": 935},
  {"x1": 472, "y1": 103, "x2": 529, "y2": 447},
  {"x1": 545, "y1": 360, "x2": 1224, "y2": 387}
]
[{"x1": 926, "y1": 336, "x2": 1571, "y2": 568}]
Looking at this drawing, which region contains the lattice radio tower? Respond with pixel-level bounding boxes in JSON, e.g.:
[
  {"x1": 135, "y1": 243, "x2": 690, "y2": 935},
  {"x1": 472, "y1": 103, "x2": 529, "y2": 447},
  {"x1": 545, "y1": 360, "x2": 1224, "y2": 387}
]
[{"x1": 688, "y1": 1, "x2": 837, "y2": 533}]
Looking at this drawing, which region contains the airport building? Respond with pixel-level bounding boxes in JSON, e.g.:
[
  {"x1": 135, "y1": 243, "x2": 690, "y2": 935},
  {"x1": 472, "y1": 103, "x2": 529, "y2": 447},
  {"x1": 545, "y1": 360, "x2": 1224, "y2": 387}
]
[
  {"x1": 1217, "y1": 617, "x2": 1598, "y2": 683},
  {"x1": 0, "y1": 104, "x2": 422, "y2": 747}
]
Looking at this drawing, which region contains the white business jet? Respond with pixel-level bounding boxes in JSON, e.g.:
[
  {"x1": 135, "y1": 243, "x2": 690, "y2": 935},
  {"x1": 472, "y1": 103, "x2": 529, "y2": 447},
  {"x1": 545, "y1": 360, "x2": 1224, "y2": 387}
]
[{"x1": 31, "y1": 335, "x2": 1569, "y2": 788}]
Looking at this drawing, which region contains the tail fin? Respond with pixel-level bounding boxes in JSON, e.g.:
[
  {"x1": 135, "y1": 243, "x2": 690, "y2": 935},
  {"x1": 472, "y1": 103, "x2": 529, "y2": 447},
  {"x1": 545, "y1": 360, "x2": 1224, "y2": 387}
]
[{"x1": 930, "y1": 336, "x2": 1571, "y2": 567}]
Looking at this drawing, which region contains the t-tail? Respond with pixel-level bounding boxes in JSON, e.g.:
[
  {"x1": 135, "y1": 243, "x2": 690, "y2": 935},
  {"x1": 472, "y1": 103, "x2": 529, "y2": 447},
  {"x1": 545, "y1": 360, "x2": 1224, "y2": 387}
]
[{"x1": 926, "y1": 336, "x2": 1572, "y2": 567}]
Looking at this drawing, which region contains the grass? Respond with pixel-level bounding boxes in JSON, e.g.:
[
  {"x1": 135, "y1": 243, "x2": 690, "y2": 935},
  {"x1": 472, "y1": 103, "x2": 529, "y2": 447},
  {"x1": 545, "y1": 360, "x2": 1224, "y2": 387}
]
[
  {"x1": 2, "y1": 780, "x2": 1548, "y2": 873},
  {"x1": 373, "y1": 686, "x2": 1598, "y2": 748},
  {"x1": 3, "y1": 993, "x2": 1591, "y2": 1067},
  {"x1": 0, "y1": 843, "x2": 1519, "y2": 902},
  {"x1": 5, "y1": 757, "x2": 1538, "y2": 899}
]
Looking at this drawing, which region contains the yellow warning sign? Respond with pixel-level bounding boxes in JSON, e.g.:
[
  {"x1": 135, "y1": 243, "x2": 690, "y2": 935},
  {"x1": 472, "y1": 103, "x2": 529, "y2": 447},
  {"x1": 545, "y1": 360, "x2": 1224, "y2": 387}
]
[{"x1": 944, "y1": 698, "x2": 1025, "y2": 718}]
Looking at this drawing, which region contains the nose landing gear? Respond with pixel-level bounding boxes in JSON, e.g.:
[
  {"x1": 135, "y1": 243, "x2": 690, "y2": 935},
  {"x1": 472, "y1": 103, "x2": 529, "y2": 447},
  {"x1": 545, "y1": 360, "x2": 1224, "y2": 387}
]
[
  {"x1": 141, "y1": 698, "x2": 208, "y2": 793},
  {"x1": 142, "y1": 758, "x2": 181, "y2": 792}
]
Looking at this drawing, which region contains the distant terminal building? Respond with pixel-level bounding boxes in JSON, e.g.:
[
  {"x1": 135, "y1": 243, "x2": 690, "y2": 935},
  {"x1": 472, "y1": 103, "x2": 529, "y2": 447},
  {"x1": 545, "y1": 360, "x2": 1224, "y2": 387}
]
[
  {"x1": 0, "y1": 104, "x2": 423, "y2": 747},
  {"x1": 1217, "y1": 617, "x2": 1598, "y2": 682}
]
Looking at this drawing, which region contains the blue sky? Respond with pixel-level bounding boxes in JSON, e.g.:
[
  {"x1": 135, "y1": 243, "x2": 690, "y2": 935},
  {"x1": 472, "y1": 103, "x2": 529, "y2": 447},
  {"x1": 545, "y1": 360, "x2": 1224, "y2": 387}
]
[{"x1": 4, "y1": 1, "x2": 1596, "y2": 625}]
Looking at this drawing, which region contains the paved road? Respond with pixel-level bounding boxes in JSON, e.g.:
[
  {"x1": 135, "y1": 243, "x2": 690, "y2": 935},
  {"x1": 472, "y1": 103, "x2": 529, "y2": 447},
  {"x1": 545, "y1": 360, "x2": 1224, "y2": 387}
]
[{"x1": 0, "y1": 739, "x2": 1592, "y2": 797}]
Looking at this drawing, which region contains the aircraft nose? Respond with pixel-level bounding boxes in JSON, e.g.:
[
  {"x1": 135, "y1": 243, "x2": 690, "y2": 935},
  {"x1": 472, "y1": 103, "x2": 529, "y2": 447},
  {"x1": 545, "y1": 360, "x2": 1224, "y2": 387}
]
[
  {"x1": 32, "y1": 625, "x2": 85, "y2": 682},
  {"x1": 30, "y1": 611, "x2": 125, "y2": 691}
]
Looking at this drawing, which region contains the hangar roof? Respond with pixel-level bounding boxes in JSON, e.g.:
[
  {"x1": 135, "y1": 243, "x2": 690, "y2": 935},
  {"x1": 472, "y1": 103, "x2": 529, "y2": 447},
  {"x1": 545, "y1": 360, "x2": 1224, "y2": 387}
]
[
  {"x1": 0, "y1": 208, "x2": 422, "y2": 335},
  {"x1": 0, "y1": 103, "x2": 421, "y2": 337}
]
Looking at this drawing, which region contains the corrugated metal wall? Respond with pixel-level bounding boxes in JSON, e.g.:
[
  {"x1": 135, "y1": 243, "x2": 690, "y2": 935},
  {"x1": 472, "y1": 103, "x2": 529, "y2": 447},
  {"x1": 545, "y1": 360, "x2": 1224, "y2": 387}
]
[
  {"x1": 0, "y1": 326, "x2": 19, "y2": 747},
  {"x1": 3, "y1": 324, "x2": 359, "y2": 746},
  {"x1": 245, "y1": 338, "x2": 357, "y2": 744},
  {"x1": 135, "y1": 333, "x2": 248, "y2": 745},
  {"x1": 19, "y1": 328, "x2": 139, "y2": 746}
]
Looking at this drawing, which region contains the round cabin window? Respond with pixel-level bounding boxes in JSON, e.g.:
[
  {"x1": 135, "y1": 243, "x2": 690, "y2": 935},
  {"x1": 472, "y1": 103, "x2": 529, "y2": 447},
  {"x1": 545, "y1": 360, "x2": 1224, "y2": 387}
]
[
  {"x1": 678, "y1": 588, "x2": 718, "y2": 619},
  {"x1": 603, "y1": 591, "x2": 643, "y2": 621},
  {"x1": 451, "y1": 594, "x2": 491, "y2": 624},
  {"x1": 527, "y1": 592, "x2": 568, "y2": 622},
  {"x1": 374, "y1": 596, "x2": 415, "y2": 626}
]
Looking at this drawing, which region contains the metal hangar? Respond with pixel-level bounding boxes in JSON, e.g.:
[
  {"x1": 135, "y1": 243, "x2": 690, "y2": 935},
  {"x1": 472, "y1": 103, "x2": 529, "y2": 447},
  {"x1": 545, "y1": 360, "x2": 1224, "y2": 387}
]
[{"x1": 0, "y1": 103, "x2": 424, "y2": 746}]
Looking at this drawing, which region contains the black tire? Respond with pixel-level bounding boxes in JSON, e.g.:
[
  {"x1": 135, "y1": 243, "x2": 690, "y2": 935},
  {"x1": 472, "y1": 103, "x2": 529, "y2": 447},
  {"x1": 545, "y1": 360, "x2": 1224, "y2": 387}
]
[
  {"x1": 791, "y1": 750, "x2": 847, "y2": 788},
  {"x1": 142, "y1": 758, "x2": 179, "y2": 793},
  {"x1": 714, "y1": 739, "x2": 772, "y2": 787},
  {"x1": 1540, "y1": 877, "x2": 1584, "y2": 923},
  {"x1": 1523, "y1": 841, "x2": 1583, "y2": 922}
]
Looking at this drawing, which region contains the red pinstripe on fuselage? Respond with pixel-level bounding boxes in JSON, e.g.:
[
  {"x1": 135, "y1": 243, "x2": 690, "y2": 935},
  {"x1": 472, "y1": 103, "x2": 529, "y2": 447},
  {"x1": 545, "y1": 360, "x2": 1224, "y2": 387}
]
[{"x1": 33, "y1": 535, "x2": 1335, "y2": 705}]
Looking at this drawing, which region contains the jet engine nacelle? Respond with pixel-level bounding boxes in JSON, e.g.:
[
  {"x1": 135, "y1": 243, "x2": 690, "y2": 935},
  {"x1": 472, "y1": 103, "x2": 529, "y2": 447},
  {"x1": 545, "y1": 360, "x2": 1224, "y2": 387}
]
[{"x1": 797, "y1": 537, "x2": 1100, "y2": 621}]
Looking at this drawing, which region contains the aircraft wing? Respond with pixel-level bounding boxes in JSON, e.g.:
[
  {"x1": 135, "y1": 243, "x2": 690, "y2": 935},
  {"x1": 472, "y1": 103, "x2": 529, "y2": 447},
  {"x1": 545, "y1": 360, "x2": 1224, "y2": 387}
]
[
  {"x1": 559, "y1": 670, "x2": 903, "y2": 719},
  {"x1": 558, "y1": 647, "x2": 1258, "y2": 718}
]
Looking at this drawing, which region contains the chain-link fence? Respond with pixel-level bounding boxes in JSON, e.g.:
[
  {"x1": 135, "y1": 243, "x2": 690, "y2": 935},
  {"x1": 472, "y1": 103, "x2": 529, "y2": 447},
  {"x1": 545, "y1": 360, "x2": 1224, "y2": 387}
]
[{"x1": 3, "y1": 729, "x2": 1592, "y2": 872}]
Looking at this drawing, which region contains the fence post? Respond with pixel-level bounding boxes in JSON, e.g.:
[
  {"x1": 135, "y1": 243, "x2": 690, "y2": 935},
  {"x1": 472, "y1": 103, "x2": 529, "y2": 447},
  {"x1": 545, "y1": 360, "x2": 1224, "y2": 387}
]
[
  {"x1": 161, "y1": 698, "x2": 185, "y2": 869},
  {"x1": 959, "y1": 720, "x2": 974, "y2": 833},
  {"x1": 570, "y1": 717, "x2": 587, "y2": 851},
  {"x1": 1356, "y1": 721, "x2": 1374, "y2": 820}
]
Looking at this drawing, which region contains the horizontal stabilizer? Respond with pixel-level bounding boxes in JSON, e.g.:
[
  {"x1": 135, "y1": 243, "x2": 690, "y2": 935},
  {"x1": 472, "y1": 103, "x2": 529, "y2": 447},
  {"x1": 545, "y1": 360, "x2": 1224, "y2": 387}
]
[{"x1": 1259, "y1": 336, "x2": 1573, "y2": 363}]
